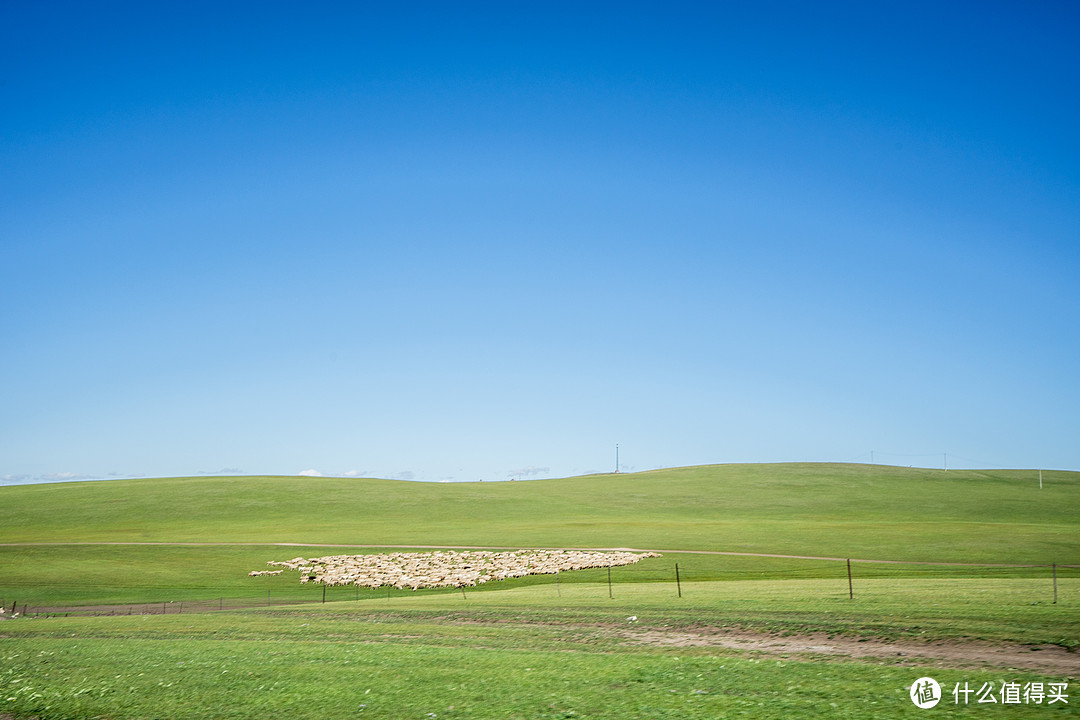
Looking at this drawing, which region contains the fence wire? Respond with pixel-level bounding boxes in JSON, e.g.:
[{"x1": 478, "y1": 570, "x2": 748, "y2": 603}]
[{"x1": 3, "y1": 554, "x2": 1075, "y2": 619}]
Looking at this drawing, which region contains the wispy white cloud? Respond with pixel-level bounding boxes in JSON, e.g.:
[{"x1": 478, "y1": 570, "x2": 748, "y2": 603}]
[
  {"x1": 2, "y1": 472, "x2": 103, "y2": 485},
  {"x1": 298, "y1": 469, "x2": 323, "y2": 477},
  {"x1": 47, "y1": 472, "x2": 95, "y2": 481},
  {"x1": 507, "y1": 466, "x2": 550, "y2": 479}
]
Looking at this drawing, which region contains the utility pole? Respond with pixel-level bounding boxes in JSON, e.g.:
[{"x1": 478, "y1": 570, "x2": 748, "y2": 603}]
[{"x1": 615, "y1": 443, "x2": 619, "y2": 474}]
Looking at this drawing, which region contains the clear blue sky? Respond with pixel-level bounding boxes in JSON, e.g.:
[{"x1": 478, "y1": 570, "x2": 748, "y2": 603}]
[{"x1": 3, "y1": 2, "x2": 1078, "y2": 483}]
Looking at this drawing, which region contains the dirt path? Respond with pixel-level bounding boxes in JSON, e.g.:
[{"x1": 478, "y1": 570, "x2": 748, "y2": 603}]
[
  {"x1": 4, "y1": 599, "x2": 1076, "y2": 674},
  {"x1": 6, "y1": 604, "x2": 1075, "y2": 675},
  {"x1": 615, "y1": 626, "x2": 1080, "y2": 675}
]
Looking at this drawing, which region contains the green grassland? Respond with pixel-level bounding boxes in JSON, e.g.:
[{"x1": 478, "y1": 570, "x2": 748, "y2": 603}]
[
  {"x1": 1, "y1": 463, "x2": 1075, "y2": 560},
  {"x1": 2, "y1": 463, "x2": 1077, "y2": 609},
  {"x1": 2, "y1": 581, "x2": 1078, "y2": 719},
  {"x1": 1, "y1": 463, "x2": 1077, "y2": 719},
  {"x1": 0, "y1": 543, "x2": 1073, "y2": 610},
  {"x1": 0, "y1": 616, "x2": 1015, "y2": 719}
]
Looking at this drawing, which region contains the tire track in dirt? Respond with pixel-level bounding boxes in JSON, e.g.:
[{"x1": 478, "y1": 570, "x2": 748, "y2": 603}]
[{"x1": 615, "y1": 626, "x2": 1080, "y2": 675}]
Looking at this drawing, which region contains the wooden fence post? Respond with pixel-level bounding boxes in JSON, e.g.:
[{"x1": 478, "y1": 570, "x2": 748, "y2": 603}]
[
  {"x1": 675, "y1": 563, "x2": 682, "y2": 598},
  {"x1": 847, "y1": 559, "x2": 853, "y2": 600}
]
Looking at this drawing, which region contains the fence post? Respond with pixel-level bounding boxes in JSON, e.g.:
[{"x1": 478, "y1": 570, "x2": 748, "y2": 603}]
[
  {"x1": 608, "y1": 566, "x2": 613, "y2": 599},
  {"x1": 675, "y1": 563, "x2": 682, "y2": 598},
  {"x1": 847, "y1": 559, "x2": 853, "y2": 600},
  {"x1": 1053, "y1": 563, "x2": 1058, "y2": 604}
]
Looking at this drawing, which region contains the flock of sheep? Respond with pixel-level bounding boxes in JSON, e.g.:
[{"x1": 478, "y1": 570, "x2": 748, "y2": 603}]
[{"x1": 249, "y1": 549, "x2": 660, "y2": 590}]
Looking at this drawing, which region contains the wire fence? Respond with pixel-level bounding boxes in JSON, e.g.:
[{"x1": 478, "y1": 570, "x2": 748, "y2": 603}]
[
  {"x1": 3, "y1": 594, "x2": 331, "y2": 619},
  {"x1": 3, "y1": 555, "x2": 1076, "y2": 619}
]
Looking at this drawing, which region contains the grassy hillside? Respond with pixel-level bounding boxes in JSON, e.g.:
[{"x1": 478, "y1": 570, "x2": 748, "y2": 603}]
[
  {"x1": 2, "y1": 464, "x2": 1078, "y2": 718},
  {"x1": 2, "y1": 580, "x2": 1078, "y2": 719},
  {"x1": 2, "y1": 463, "x2": 1076, "y2": 563}
]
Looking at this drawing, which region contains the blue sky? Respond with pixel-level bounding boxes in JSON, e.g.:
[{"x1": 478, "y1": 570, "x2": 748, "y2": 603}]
[{"x1": 3, "y1": 2, "x2": 1078, "y2": 483}]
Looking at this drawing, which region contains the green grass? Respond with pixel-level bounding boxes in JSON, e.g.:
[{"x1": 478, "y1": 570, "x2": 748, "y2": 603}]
[
  {"x1": 2, "y1": 581, "x2": 1076, "y2": 719},
  {"x1": 7, "y1": 573, "x2": 1078, "y2": 647},
  {"x1": 0, "y1": 633, "x2": 963, "y2": 720},
  {"x1": 2, "y1": 463, "x2": 1076, "y2": 608},
  {"x1": 1, "y1": 463, "x2": 1077, "y2": 718},
  {"x1": 2, "y1": 464, "x2": 1076, "y2": 563},
  {"x1": 2, "y1": 543, "x2": 1076, "y2": 610}
]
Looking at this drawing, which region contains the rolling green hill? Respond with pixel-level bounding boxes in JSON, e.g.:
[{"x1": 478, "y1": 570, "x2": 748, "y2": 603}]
[
  {"x1": 2, "y1": 463, "x2": 1076, "y2": 564},
  {"x1": 1, "y1": 462, "x2": 1077, "y2": 706}
]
